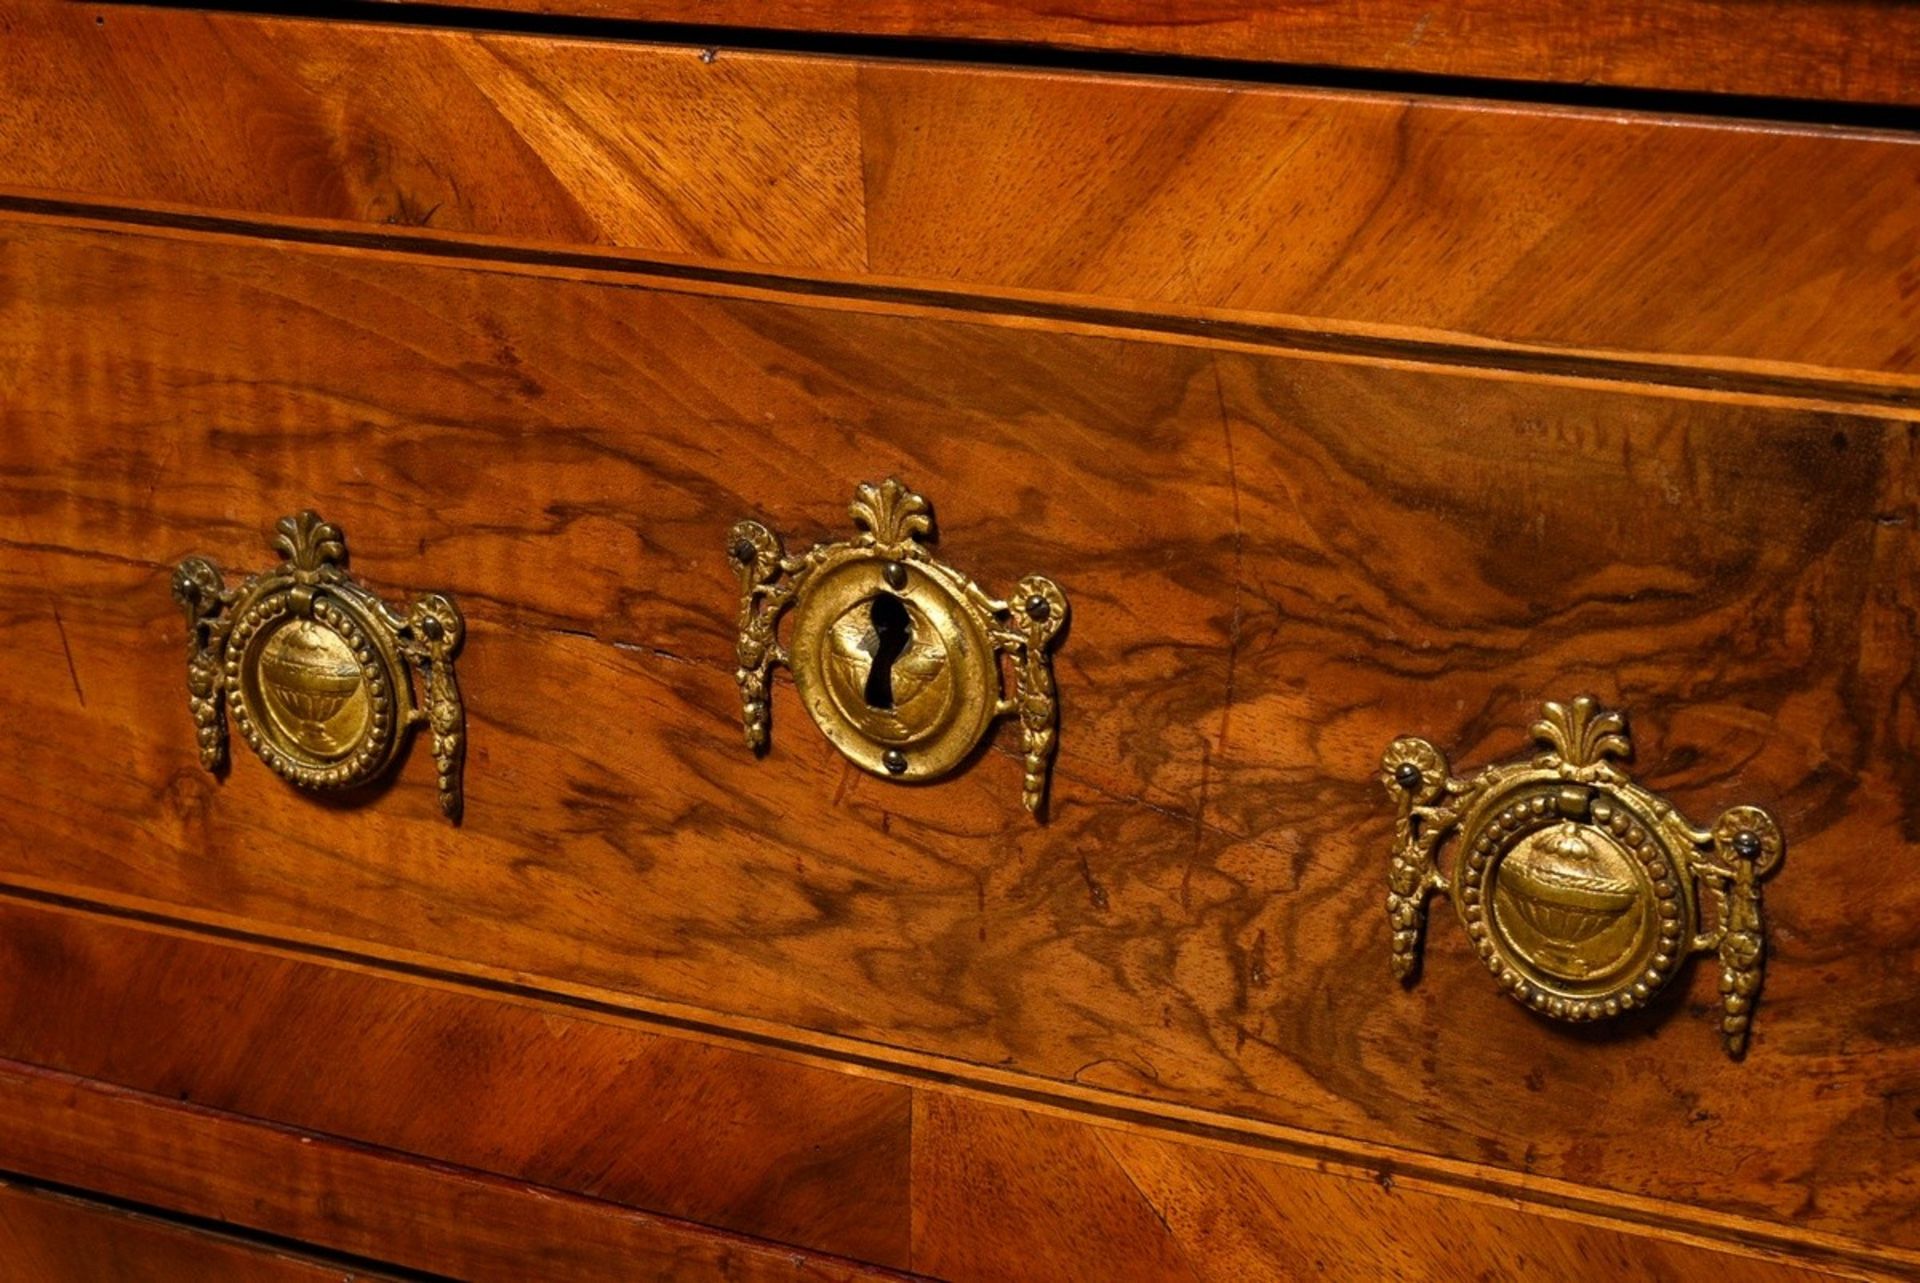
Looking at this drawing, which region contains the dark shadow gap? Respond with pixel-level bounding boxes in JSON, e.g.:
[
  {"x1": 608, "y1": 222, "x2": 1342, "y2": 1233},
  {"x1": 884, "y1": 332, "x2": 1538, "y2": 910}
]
[
  {"x1": 95, "y1": 0, "x2": 1920, "y2": 133},
  {"x1": 0, "y1": 1170, "x2": 456, "y2": 1282}
]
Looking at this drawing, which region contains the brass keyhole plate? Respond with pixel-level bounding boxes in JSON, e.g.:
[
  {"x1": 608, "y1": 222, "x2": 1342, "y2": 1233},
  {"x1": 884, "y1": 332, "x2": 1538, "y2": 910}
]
[
  {"x1": 787, "y1": 557, "x2": 999, "y2": 779},
  {"x1": 173, "y1": 511, "x2": 467, "y2": 820},
  {"x1": 1382, "y1": 697, "x2": 1783, "y2": 1057},
  {"x1": 730, "y1": 479, "x2": 1067, "y2": 814}
]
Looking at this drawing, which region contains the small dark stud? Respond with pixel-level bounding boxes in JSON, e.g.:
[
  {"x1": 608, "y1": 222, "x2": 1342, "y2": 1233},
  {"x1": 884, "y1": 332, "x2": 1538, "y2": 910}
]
[
  {"x1": 883, "y1": 749, "x2": 909, "y2": 775},
  {"x1": 421, "y1": 616, "x2": 445, "y2": 642},
  {"x1": 883, "y1": 561, "x2": 909, "y2": 591},
  {"x1": 733, "y1": 540, "x2": 758, "y2": 566},
  {"x1": 1732, "y1": 831, "x2": 1763, "y2": 861},
  {"x1": 1394, "y1": 762, "x2": 1424, "y2": 791},
  {"x1": 1026, "y1": 594, "x2": 1051, "y2": 621}
]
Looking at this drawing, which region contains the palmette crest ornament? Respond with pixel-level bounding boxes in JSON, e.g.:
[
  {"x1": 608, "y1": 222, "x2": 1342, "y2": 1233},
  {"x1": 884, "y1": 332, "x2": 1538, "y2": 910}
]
[
  {"x1": 729, "y1": 479, "x2": 1066, "y2": 815},
  {"x1": 173, "y1": 512, "x2": 466, "y2": 820},
  {"x1": 1382, "y1": 698, "x2": 1783, "y2": 1057}
]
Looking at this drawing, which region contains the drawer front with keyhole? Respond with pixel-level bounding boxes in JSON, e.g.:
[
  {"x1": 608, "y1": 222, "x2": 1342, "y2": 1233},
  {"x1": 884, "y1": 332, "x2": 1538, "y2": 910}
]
[
  {"x1": 3, "y1": 6, "x2": 1918, "y2": 1270},
  {"x1": 4, "y1": 208, "x2": 1914, "y2": 1257}
]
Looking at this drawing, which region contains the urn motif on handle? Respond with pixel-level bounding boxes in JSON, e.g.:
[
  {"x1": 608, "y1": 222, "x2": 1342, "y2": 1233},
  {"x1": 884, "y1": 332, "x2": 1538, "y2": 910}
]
[
  {"x1": 173, "y1": 512, "x2": 466, "y2": 821},
  {"x1": 1382, "y1": 697, "x2": 1783, "y2": 1057}
]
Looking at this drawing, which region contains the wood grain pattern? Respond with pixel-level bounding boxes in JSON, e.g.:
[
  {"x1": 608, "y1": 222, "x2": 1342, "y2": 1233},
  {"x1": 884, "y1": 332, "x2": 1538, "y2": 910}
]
[
  {"x1": 909, "y1": 1094, "x2": 1886, "y2": 1283},
  {"x1": 854, "y1": 65, "x2": 1920, "y2": 378},
  {"x1": 0, "y1": 897, "x2": 912, "y2": 1265},
  {"x1": 371, "y1": 0, "x2": 1920, "y2": 106},
  {"x1": 6, "y1": 6, "x2": 1920, "y2": 374},
  {"x1": 0, "y1": 898, "x2": 1893, "y2": 1280},
  {"x1": 0, "y1": 1059, "x2": 911, "y2": 1282},
  {"x1": 0, "y1": 1180, "x2": 397, "y2": 1283},
  {"x1": 1, "y1": 214, "x2": 1916, "y2": 1255},
  {"x1": 0, "y1": 4, "x2": 867, "y2": 269}
]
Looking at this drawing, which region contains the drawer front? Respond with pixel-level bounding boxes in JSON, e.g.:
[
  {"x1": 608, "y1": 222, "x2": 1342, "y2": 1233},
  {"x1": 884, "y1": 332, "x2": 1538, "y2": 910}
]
[
  {"x1": 364, "y1": 0, "x2": 1920, "y2": 106},
  {"x1": 5, "y1": 6, "x2": 1920, "y2": 379},
  {"x1": 5, "y1": 4, "x2": 1919, "y2": 1274},
  {"x1": 1, "y1": 206, "x2": 1915, "y2": 1271},
  {"x1": 0, "y1": 1179, "x2": 400, "y2": 1282},
  {"x1": 0, "y1": 898, "x2": 1879, "y2": 1283}
]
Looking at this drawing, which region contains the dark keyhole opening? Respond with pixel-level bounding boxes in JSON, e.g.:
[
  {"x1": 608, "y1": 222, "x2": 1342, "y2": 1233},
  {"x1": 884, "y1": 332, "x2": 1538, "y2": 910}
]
[{"x1": 864, "y1": 593, "x2": 913, "y2": 710}]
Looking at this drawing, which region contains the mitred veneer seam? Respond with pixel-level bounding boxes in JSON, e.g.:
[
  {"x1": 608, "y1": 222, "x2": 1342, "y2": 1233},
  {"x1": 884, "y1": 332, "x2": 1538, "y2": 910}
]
[{"x1": 0, "y1": 879, "x2": 1909, "y2": 1280}]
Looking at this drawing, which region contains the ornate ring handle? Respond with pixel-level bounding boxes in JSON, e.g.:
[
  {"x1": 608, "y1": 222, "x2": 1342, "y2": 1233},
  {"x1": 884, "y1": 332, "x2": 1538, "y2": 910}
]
[
  {"x1": 1382, "y1": 697, "x2": 1783, "y2": 1057},
  {"x1": 729, "y1": 478, "x2": 1066, "y2": 816},
  {"x1": 173, "y1": 512, "x2": 466, "y2": 821}
]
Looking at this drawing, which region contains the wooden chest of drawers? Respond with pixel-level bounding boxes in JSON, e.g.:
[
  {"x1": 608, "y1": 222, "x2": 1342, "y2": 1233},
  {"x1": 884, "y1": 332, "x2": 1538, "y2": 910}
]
[{"x1": 1, "y1": 3, "x2": 1916, "y2": 1279}]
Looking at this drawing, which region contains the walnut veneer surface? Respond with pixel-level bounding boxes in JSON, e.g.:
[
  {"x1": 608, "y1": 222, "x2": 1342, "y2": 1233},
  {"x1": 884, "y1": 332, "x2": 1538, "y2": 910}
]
[{"x1": 0, "y1": 3, "x2": 1915, "y2": 1280}]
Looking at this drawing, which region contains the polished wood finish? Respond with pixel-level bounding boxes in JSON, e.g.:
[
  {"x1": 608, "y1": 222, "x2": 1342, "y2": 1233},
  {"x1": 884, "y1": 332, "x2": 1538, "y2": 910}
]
[
  {"x1": 1, "y1": 213, "x2": 1915, "y2": 1264},
  {"x1": 0, "y1": 897, "x2": 1890, "y2": 1281},
  {"x1": 0, "y1": 1181, "x2": 398, "y2": 1283},
  {"x1": 6, "y1": 4, "x2": 1918, "y2": 1274},
  {"x1": 0, "y1": 898, "x2": 911, "y2": 1265},
  {"x1": 372, "y1": 0, "x2": 1920, "y2": 107},
  {"x1": 6, "y1": 7, "x2": 1920, "y2": 376},
  {"x1": 909, "y1": 1096, "x2": 1880, "y2": 1283},
  {"x1": 0, "y1": 1061, "x2": 907, "y2": 1283}
]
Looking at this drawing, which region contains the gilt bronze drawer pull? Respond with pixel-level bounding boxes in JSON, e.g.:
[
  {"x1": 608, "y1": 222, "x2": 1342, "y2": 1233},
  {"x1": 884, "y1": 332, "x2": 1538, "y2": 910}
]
[
  {"x1": 729, "y1": 478, "x2": 1066, "y2": 815},
  {"x1": 1382, "y1": 697, "x2": 1783, "y2": 1056},
  {"x1": 172, "y1": 512, "x2": 466, "y2": 820}
]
